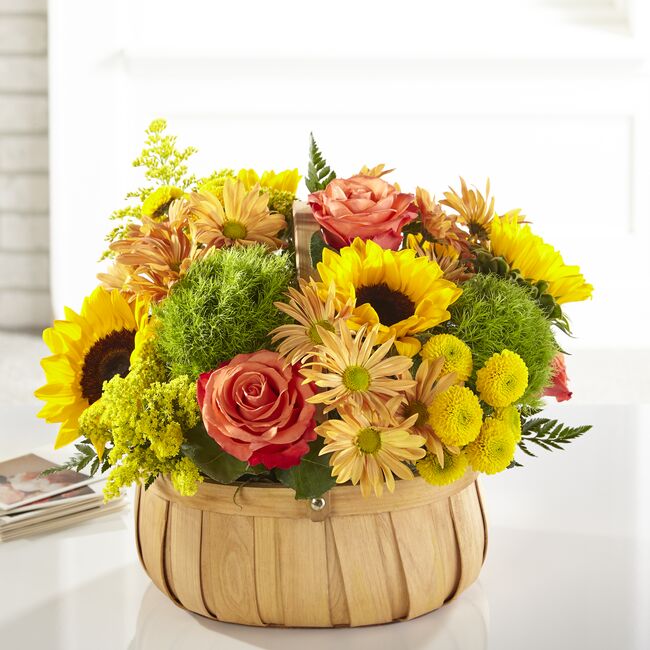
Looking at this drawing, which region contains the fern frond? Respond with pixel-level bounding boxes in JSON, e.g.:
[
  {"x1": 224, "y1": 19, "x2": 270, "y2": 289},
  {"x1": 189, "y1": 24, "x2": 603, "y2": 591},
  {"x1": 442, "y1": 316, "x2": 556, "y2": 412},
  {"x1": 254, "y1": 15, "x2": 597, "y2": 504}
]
[
  {"x1": 517, "y1": 417, "x2": 591, "y2": 457},
  {"x1": 40, "y1": 440, "x2": 110, "y2": 477},
  {"x1": 305, "y1": 133, "x2": 336, "y2": 192}
]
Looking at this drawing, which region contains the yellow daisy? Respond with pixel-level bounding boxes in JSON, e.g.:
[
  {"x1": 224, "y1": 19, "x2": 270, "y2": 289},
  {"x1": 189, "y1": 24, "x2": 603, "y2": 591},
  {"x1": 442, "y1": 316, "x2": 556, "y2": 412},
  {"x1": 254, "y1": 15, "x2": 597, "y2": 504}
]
[
  {"x1": 189, "y1": 177, "x2": 286, "y2": 249},
  {"x1": 300, "y1": 324, "x2": 415, "y2": 417},
  {"x1": 271, "y1": 279, "x2": 353, "y2": 364},
  {"x1": 429, "y1": 384, "x2": 483, "y2": 446},
  {"x1": 35, "y1": 287, "x2": 149, "y2": 454},
  {"x1": 398, "y1": 357, "x2": 458, "y2": 466},
  {"x1": 317, "y1": 238, "x2": 462, "y2": 356},
  {"x1": 318, "y1": 409, "x2": 425, "y2": 497},
  {"x1": 421, "y1": 333, "x2": 473, "y2": 382},
  {"x1": 476, "y1": 349, "x2": 528, "y2": 408},
  {"x1": 465, "y1": 416, "x2": 516, "y2": 474},
  {"x1": 489, "y1": 216, "x2": 593, "y2": 304},
  {"x1": 416, "y1": 449, "x2": 469, "y2": 486}
]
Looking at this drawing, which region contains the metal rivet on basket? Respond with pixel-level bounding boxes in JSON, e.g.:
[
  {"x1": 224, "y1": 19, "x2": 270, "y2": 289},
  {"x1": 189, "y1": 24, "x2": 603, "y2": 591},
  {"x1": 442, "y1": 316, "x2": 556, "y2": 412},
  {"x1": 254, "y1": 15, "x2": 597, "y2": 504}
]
[{"x1": 310, "y1": 497, "x2": 326, "y2": 511}]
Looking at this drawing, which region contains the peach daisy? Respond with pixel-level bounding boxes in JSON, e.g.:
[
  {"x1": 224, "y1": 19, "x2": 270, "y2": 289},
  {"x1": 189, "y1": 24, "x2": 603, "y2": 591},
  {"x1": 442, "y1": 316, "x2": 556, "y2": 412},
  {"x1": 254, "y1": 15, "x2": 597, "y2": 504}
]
[
  {"x1": 300, "y1": 324, "x2": 415, "y2": 418},
  {"x1": 318, "y1": 408, "x2": 425, "y2": 497},
  {"x1": 189, "y1": 177, "x2": 286, "y2": 249},
  {"x1": 103, "y1": 207, "x2": 203, "y2": 302},
  {"x1": 398, "y1": 357, "x2": 459, "y2": 467},
  {"x1": 271, "y1": 279, "x2": 353, "y2": 364}
]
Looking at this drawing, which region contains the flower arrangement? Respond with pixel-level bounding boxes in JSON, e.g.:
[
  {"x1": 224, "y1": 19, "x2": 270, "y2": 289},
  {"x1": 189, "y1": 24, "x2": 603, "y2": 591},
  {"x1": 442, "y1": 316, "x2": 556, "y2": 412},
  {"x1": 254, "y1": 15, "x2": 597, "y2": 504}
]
[{"x1": 36, "y1": 121, "x2": 593, "y2": 502}]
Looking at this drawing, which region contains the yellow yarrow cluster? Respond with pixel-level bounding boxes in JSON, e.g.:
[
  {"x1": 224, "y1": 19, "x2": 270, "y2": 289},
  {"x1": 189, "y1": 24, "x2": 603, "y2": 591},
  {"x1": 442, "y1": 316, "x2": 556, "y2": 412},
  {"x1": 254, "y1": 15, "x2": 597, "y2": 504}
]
[
  {"x1": 429, "y1": 385, "x2": 483, "y2": 446},
  {"x1": 198, "y1": 169, "x2": 236, "y2": 204},
  {"x1": 78, "y1": 344, "x2": 202, "y2": 500},
  {"x1": 465, "y1": 416, "x2": 516, "y2": 474},
  {"x1": 103, "y1": 448, "x2": 202, "y2": 501},
  {"x1": 421, "y1": 334, "x2": 473, "y2": 382},
  {"x1": 476, "y1": 349, "x2": 528, "y2": 407},
  {"x1": 417, "y1": 449, "x2": 468, "y2": 486}
]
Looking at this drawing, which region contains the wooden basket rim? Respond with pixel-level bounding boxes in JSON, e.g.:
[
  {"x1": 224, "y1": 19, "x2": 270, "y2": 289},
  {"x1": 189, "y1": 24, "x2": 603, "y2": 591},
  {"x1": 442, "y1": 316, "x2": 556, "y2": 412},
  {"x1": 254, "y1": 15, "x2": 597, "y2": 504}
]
[{"x1": 149, "y1": 469, "x2": 478, "y2": 520}]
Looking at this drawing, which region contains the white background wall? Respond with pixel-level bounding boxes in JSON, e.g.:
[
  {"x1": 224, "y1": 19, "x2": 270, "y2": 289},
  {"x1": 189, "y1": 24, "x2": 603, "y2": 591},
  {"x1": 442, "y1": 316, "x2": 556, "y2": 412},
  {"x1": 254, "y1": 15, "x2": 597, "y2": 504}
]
[{"x1": 0, "y1": 0, "x2": 50, "y2": 329}]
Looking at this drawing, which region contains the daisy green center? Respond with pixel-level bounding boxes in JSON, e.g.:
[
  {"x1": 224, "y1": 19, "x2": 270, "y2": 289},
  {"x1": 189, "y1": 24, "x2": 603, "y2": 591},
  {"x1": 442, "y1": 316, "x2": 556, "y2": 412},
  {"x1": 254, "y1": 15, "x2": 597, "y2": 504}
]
[
  {"x1": 308, "y1": 319, "x2": 335, "y2": 344},
  {"x1": 342, "y1": 365, "x2": 371, "y2": 392},
  {"x1": 223, "y1": 220, "x2": 247, "y2": 240},
  {"x1": 356, "y1": 427, "x2": 382, "y2": 454}
]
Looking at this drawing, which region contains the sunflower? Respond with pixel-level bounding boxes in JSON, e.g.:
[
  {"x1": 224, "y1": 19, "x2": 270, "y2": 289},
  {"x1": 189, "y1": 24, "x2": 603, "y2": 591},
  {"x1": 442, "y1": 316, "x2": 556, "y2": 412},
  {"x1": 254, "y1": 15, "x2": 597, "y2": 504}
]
[
  {"x1": 317, "y1": 238, "x2": 462, "y2": 356},
  {"x1": 489, "y1": 216, "x2": 593, "y2": 305},
  {"x1": 189, "y1": 177, "x2": 286, "y2": 249},
  {"x1": 35, "y1": 287, "x2": 150, "y2": 454},
  {"x1": 271, "y1": 279, "x2": 353, "y2": 364},
  {"x1": 318, "y1": 408, "x2": 425, "y2": 497},
  {"x1": 300, "y1": 324, "x2": 415, "y2": 418},
  {"x1": 398, "y1": 357, "x2": 459, "y2": 466}
]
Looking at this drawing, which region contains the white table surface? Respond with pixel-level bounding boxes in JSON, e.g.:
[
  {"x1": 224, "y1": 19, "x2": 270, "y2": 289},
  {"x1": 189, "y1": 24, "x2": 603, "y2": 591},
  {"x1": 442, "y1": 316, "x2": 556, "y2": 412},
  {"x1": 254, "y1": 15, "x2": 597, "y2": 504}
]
[{"x1": 1, "y1": 403, "x2": 649, "y2": 650}]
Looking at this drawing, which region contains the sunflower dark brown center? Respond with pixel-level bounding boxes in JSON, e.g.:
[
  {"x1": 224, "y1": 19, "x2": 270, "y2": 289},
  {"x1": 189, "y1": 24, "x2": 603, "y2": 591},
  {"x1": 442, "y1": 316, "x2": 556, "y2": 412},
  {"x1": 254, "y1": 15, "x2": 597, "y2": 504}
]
[
  {"x1": 80, "y1": 329, "x2": 136, "y2": 404},
  {"x1": 356, "y1": 283, "x2": 415, "y2": 327}
]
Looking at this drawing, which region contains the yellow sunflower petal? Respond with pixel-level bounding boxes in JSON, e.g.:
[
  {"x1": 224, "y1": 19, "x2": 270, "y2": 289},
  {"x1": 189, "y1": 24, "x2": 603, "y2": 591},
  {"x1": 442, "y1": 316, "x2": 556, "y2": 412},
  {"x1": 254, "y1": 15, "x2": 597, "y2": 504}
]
[{"x1": 394, "y1": 336, "x2": 421, "y2": 357}]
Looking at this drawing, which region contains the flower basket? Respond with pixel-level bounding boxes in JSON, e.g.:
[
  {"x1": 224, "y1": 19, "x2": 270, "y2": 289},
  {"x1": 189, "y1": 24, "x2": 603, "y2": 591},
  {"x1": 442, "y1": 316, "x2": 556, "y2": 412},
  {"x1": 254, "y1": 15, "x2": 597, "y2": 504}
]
[
  {"x1": 36, "y1": 122, "x2": 593, "y2": 631},
  {"x1": 135, "y1": 469, "x2": 487, "y2": 628}
]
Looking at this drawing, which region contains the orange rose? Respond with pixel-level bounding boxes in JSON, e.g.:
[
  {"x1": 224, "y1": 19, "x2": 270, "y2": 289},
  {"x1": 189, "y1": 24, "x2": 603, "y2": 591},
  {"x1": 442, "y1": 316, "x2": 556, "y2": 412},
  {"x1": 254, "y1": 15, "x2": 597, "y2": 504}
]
[
  {"x1": 308, "y1": 175, "x2": 417, "y2": 250},
  {"x1": 198, "y1": 350, "x2": 317, "y2": 469}
]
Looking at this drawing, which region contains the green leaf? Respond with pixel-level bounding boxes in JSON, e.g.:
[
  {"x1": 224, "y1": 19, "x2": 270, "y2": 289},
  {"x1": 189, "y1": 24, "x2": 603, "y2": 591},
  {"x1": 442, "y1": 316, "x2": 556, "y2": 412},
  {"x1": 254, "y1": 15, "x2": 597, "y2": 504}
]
[
  {"x1": 305, "y1": 133, "x2": 336, "y2": 193},
  {"x1": 275, "y1": 437, "x2": 336, "y2": 500},
  {"x1": 40, "y1": 438, "x2": 105, "y2": 477},
  {"x1": 309, "y1": 230, "x2": 331, "y2": 268},
  {"x1": 181, "y1": 422, "x2": 249, "y2": 484},
  {"x1": 516, "y1": 417, "x2": 592, "y2": 461}
]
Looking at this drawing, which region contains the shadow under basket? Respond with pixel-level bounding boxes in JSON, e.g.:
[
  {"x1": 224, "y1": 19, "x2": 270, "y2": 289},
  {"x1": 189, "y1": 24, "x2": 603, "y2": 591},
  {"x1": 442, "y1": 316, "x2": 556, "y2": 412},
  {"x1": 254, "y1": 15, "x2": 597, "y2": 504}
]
[{"x1": 134, "y1": 469, "x2": 488, "y2": 628}]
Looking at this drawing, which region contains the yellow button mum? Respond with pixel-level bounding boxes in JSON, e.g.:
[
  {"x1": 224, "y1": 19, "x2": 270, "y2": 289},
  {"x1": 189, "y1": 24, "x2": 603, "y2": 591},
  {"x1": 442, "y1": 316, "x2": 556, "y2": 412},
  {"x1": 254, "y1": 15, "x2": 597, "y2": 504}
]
[
  {"x1": 421, "y1": 333, "x2": 473, "y2": 382},
  {"x1": 429, "y1": 385, "x2": 483, "y2": 446},
  {"x1": 496, "y1": 404, "x2": 522, "y2": 442},
  {"x1": 465, "y1": 417, "x2": 516, "y2": 474},
  {"x1": 317, "y1": 238, "x2": 462, "y2": 356},
  {"x1": 417, "y1": 449, "x2": 468, "y2": 486},
  {"x1": 141, "y1": 185, "x2": 184, "y2": 219},
  {"x1": 476, "y1": 349, "x2": 528, "y2": 408}
]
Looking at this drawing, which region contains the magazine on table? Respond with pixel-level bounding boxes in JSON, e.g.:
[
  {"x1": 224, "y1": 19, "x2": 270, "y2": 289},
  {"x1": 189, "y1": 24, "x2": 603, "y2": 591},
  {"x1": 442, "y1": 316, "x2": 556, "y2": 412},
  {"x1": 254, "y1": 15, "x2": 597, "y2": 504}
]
[
  {"x1": 0, "y1": 447, "x2": 125, "y2": 541},
  {"x1": 0, "y1": 448, "x2": 105, "y2": 512}
]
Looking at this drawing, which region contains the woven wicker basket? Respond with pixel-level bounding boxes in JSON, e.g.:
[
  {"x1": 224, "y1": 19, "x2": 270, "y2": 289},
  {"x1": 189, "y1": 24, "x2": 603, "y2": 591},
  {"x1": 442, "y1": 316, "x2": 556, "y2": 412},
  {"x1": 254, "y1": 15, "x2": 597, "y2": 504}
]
[{"x1": 135, "y1": 469, "x2": 487, "y2": 628}]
